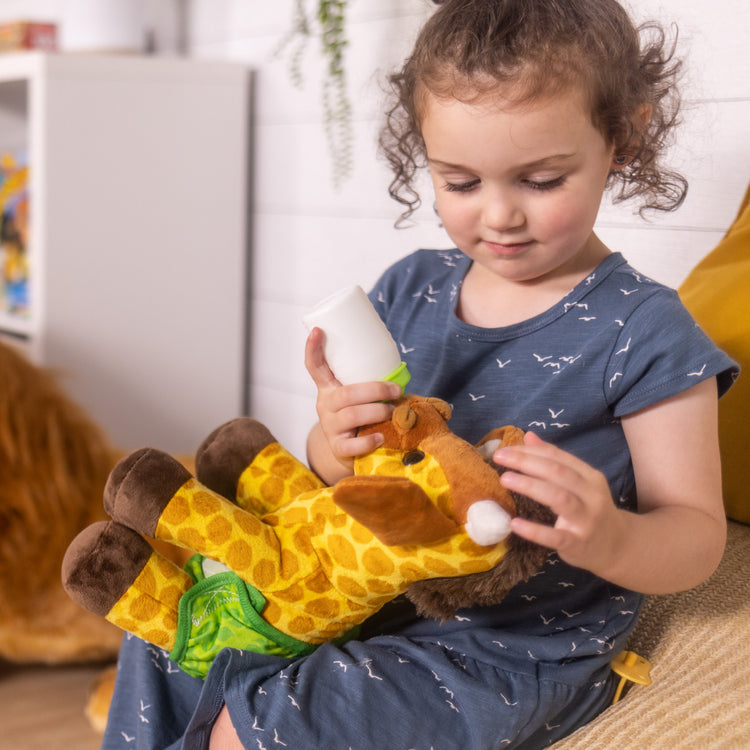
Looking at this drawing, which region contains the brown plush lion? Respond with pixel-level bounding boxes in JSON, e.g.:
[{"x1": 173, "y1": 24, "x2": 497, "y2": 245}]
[{"x1": 0, "y1": 339, "x2": 189, "y2": 730}]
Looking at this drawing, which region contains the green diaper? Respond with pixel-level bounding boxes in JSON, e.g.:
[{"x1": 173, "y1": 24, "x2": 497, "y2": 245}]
[{"x1": 170, "y1": 555, "x2": 359, "y2": 679}]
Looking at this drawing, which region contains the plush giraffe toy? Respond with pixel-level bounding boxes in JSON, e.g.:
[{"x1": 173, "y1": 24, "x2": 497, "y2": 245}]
[{"x1": 62, "y1": 396, "x2": 551, "y2": 679}]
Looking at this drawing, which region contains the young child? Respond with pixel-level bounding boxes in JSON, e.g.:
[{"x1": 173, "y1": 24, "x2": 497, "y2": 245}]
[{"x1": 102, "y1": 1, "x2": 737, "y2": 748}]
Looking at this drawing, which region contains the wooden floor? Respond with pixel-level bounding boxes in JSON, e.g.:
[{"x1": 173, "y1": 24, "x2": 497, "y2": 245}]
[{"x1": 0, "y1": 660, "x2": 109, "y2": 749}]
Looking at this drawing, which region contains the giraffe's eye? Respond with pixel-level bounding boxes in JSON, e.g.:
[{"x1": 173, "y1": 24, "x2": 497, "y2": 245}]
[{"x1": 402, "y1": 450, "x2": 425, "y2": 466}]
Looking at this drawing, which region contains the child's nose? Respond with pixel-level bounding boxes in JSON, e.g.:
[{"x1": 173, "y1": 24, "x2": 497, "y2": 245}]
[{"x1": 482, "y1": 189, "x2": 525, "y2": 232}]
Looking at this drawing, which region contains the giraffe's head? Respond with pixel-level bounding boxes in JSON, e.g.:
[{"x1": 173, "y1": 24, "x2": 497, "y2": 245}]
[{"x1": 333, "y1": 396, "x2": 523, "y2": 548}]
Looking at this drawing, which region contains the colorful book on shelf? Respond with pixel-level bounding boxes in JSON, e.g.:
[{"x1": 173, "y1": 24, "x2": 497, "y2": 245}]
[
  {"x1": 0, "y1": 151, "x2": 29, "y2": 320},
  {"x1": 0, "y1": 22, "x2": 57, "y2": 53}
]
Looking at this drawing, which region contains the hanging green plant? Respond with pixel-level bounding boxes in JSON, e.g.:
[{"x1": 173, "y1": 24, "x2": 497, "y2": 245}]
[{"x1": 276, "y1": 0, "x2": 353, "y2": 188}]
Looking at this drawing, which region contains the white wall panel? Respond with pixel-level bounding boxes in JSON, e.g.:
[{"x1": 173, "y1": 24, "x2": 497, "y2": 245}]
[{"x1": 10, "y1": 0, "x2": 748, "y2": 455}]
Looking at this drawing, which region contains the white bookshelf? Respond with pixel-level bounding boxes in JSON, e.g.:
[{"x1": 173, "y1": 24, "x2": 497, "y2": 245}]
[{"x1": 0, "y1": 53, "x2": 252, "y2": 454}]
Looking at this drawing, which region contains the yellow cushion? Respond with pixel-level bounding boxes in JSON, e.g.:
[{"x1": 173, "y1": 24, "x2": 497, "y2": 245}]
[{"x1": 679, "y1": 184, "x2": 749, "y2": 523}]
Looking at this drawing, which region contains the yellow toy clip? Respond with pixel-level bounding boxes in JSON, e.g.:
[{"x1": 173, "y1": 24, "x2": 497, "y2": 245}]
[{"x1": 611, "y1": 650, "x2": 652, "y2": 704}]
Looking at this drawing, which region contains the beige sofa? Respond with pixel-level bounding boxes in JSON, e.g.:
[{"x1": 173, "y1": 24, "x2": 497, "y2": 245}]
[{"x1": 552, "y1": 520, "x2": 750, "y2": 749}]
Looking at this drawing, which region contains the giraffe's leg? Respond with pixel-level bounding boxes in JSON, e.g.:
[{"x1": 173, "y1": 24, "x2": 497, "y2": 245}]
[
  {"x1": 195, "y1": 418, "x2": 277, "y2": 503},
  {"x1": 104, "y1": 447, "x2": 282, "y2": 580},
  {"x1": 62, "y1": 521, "x2": 191, "y2": 651},
  {"x1": 196, "y1": 417, "x2": 326, "y2": 515}
]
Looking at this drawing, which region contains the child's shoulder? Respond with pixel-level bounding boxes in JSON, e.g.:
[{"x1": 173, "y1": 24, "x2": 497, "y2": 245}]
[{"x1": 577, "y1": 253, "x2": 683, "y2": 315}]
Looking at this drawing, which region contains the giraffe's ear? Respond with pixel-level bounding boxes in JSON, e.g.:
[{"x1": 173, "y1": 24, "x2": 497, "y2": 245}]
[
  {"x1": 475, "y1": 425, "x2": 525, "y2": 459},
  {"x1": 333, "y1": 476, "x2": 459, "y2": 546}
]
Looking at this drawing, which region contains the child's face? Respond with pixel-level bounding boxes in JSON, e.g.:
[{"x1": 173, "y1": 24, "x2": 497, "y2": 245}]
[{"x1": 421, "y1": 86, "x2": 615, "y2": 286}]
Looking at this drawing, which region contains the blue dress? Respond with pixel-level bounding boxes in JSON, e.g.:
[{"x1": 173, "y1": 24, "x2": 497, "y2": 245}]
[{"x1": 101, "y1": 250, "x2": 737, "y2": 750}]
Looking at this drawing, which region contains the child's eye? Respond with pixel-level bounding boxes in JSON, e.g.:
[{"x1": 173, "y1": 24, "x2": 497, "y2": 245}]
[
  {"x1": 525, "y1": 176, "x2": 566, "y2": 191},
  {"x1": 444, "y1": 178, "x2": 480, "y2": 193}
]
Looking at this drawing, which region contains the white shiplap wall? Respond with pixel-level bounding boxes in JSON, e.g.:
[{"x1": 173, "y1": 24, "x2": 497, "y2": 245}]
[
  {"x1": 3, "y1": 0, "x2": 748, "y2": 459},
  {"x1": 185, "y1": 0, "x2": 749, "y2": 459}
]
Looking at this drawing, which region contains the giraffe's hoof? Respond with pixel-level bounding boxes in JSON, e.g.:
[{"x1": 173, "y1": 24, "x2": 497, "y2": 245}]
[
  {"x1": 104, "y1": 447, "x2": 193, "y2": 536},
  {"x1": 62, "y1": 520, "x2": 152, "y2": 617},
  {"x1": 195, "y1": 418, "x2": 277, "y2": 500}
]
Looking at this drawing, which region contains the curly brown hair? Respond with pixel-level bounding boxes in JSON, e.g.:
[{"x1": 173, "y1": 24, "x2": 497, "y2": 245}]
[{"x1": 379, "y1": 0, "x2": 687, "y2": 223}]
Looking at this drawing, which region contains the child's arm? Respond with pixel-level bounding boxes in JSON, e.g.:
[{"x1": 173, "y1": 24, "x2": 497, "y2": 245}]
[
  {"x1": 304, "y1": 328, "x2": 401, "y2": 485},
  {"x1": 498, "y1": 378, "x2": 726, "y2": 594}
]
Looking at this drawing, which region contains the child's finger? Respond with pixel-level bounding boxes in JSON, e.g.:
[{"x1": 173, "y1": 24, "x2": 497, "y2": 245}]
[
  {"x1": 304, "y1": 327, "x2": 340, "y2": 388},
  {"x1": 509, "y1": 515, "x2": 564, "y2": 550}
]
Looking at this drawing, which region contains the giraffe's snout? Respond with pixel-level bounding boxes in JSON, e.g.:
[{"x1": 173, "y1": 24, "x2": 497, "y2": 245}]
[{"x1": 464, "y1": 500, "x2": 512, "y2": 546}]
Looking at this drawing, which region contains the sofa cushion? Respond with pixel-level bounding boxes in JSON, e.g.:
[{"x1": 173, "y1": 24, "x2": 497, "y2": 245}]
[{"x1": 679, "y1": 185, "x2": 749, "y2": 523}]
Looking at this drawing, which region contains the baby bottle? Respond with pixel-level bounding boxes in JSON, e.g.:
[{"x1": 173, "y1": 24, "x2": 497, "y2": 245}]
[{"x1": 303, "y1": 285, "x2": 411, "y2": 392}]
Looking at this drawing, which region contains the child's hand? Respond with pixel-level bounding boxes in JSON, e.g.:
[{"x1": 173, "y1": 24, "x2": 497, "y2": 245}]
[
  {"x1": 305, "y1": 328, "x2": 401, "y2": 470},
  {"x1": 494, "y1": 432, "x2": 626, "y2": 577}
]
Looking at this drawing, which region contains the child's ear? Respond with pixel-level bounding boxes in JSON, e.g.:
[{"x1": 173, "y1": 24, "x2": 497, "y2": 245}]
[
  {"x1": 633, "y1": 102, "x2": 652, "y2": 130},
  {"x1": 612, "y1": 103, "x2": 653, "y2": 169}
]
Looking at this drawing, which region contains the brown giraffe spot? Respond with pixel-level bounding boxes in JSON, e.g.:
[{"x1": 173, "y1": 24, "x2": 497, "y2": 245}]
[
  {"x1": 155, "y1": 555, "x2": 180, "y2": 579},
  {"x1": 206, "y1": 515, "x2": 233, "y2": 545},
  {"x1": 361, "y1": 548, "x2": 395, "y2": 577},
  {"x1": 262, "y1": 600, "x2": 282, "y2": 624},
  {"x1": 112, "y1": 615, "x2": 140, "y2": 633},
  {"x1": 161, "y1": 583, "x2": 187, "y2": 609},
  {"x1": 264, "y1": 443, "x2": 283, "y2": 459},
  {"x1": 365, "y1": 578, "x2": 397, "y2": 595},
  {"x1": 429, "y1": 539, "x2": 454, "y2": 555},
  {"x1": 290, "y1": 474, "x2": 324, "y2": 495},
  {"x1": 328, "y1": 534, "x2": 359, "y2": 571},
  {"x1": 143, "y1": 627, "x2": 174, "y2": 650},
  {"x1": 305, "y1": 597, "x2": 340, "y2": 618},
  {"x1": 305, "y1": 569, "x2": 333, "y2": 594},
  {"x1": 273, "y1": 583, "x2": 305, "y2": 603},
  {"x1": 421, "y1": 555, "x2": 458, "y2": 576},
  {"x1": 317, "y1": 547, "x2": 333, "y2": 571},
  {"x1": 136, "y1": 565, "x2": 157, "y2": 595},
  {"x1": 309, "y1": 495, "x2": 332, "y2": 520},
  {"x1": 252, "y1": 558, "x2": 277, "y2": 588},
  {"x1": 162, "y1": 493, "x2": 191, "y2": 525},
  {"x1": 269, "y1": 454, "x2": 297, "y2": 479},
  {"x1": 192, "y1": 490, "x2": 222, "y2": 516},
  {"x1": 176, "y1": 526, "x2": 206, "y2": 551},
  {"x1": 232, "y1": 508, "x2": 261, "y2": 535},
  {"x1": 399, "y1": 560, "x2": 427, "y2": 579},
  {"x1": 458, "y1": 537, "x2": 487, "y2": 556},
  {"x1": 129, "y1": 593, "x2": 161, "y2": 621},
  {"x1": 329, "y1": 512, "x2": 348, "y2": 529},
  {"x1": 225, "y1": 539, "x2": 254, "y2": 571},
  {"x1": 292, "y1": 528, "x2": 314, "y2": 556},
  {"x1": 349, "y1": 523, "x2": 374, "y2": 545},
  {"x1": 279, "y1": 548, "x2": 300, "y2": 579},
  {"x1": 389, "y1": 544, "x2": 420, "y2": 559},
  {"x1": 379, "y1": 459, "x2": 404, "y2": 475},
  {"x1": 335, "y1": 575, "x2": 368, "y2": 599},
  {"x1": 161, "y1": 609, "x2": 178, "y2": 630},
  {"x1": 287, "y1": 615, "x2": 316, "y2": 635},
  {"x1": 260, "y1": 476, "x2": 285, "y2": 505}
]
